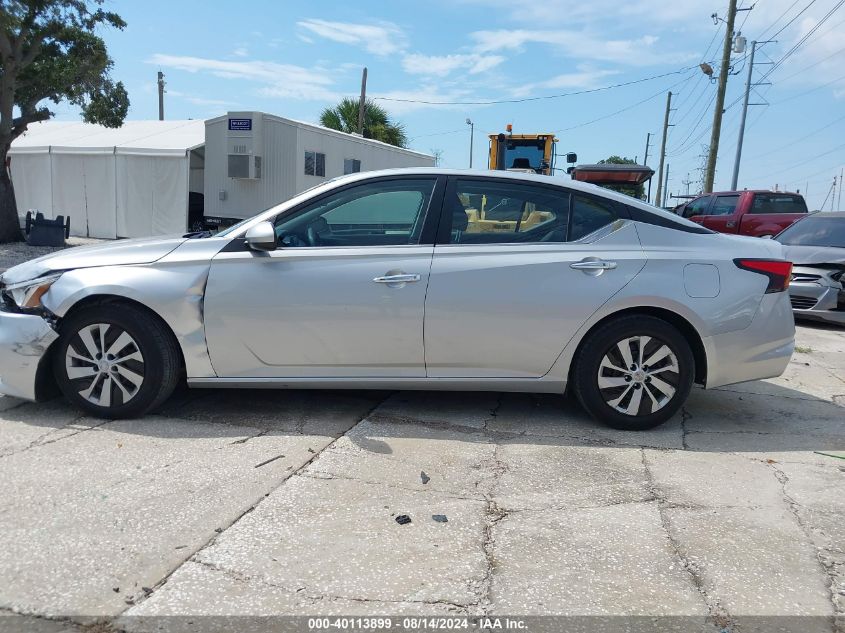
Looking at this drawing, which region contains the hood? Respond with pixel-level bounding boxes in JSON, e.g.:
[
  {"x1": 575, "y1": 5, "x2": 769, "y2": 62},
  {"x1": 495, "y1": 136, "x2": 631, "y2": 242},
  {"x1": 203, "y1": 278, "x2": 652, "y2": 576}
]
[
  {"x1": 781, "y1": 244, "x2": 845, "y2": 266},
  {"x1": 0, "y1": 235, "x2": 187, "y2": 285}
]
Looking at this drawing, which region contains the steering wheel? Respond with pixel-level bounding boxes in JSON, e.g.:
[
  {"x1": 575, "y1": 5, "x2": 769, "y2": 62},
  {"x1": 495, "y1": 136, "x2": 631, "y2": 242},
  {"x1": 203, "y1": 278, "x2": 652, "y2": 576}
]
[{"x1": 306, "y1": 224, "x2": 321, "y2": 246}]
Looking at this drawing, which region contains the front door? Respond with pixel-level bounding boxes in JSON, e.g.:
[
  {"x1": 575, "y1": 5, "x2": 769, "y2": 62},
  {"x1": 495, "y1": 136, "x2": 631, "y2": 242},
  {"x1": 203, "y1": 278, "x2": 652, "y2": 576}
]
[
  {"x1": 204, "y1": 176, "x2": 441, "y2": 378},
  {"x1": 423, "y1": 178, "x2": 647, "y2": 378},
  {"x1": 701, "y1": 193, "x2": 741, "y2": 232}
]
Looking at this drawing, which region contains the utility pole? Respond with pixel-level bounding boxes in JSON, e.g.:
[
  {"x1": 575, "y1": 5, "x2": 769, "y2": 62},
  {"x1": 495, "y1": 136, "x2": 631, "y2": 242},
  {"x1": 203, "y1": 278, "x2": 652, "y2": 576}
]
[
  {"x1": 704, "y1": 0, "x2": 738, "y2": 192},
  {"x1": 664, "y1": 163, "x2": 670, "y2": 207},
  {"x1": 731, "y1": 41, "x2": 756, "y2": 190},
  {"x1": 466, "y1": 118, "x2": 474, "y2": 168},
  {"x1": 839, "y1": 168, "x2": 844, "y2": 210},
  {"x1": 654, "y1": 92, "x2": 673, "y2": 208},
  {"x1": 683, "y1": 173, "x2": 692, "y2": 196},
  {"x1": 833, "y1": 176, "x2": 838, "y2": 212},
  {"x1": 643, "y1": 132, "x2": 653, "y2": 202},
  {"x1": 357, "y1": 67, "x2": 368, "y2": 135},
  {"x1": 157, "y1": 71, "x2": 165, "y2": 121}
]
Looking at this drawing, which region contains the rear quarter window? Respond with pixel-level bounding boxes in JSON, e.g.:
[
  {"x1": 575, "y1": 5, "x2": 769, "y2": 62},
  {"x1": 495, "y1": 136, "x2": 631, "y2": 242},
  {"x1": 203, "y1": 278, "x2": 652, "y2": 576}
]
[{"x1": 750, "y1": 194, "x2": 808, "y2": 215}]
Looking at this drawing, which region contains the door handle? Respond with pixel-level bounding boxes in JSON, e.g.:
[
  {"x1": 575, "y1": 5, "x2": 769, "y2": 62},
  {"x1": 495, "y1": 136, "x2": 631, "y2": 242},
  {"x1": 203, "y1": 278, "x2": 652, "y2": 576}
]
[
  {"x1": 570, "y1": 260, "x2": 617, "y2": 271},
  {"x1": 372, "y1": 273, "x2": 421, "y2": 284}
]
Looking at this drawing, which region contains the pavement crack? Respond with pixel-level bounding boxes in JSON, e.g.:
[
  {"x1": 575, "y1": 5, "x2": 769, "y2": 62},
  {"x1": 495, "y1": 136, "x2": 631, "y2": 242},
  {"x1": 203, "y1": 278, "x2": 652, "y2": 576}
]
[
  {"x1": 192, "y1": 560, "x2": 470, "y2": 612},
  {"x1": 680, "y1": 407, "x2": 692, "y2": 450},
  {"x1": 766, "y1": 461, "x2": 843, "y2": 622},
  {"x1": 0, "y1": 415, "x2": 108, "y2": 459},
  {"x1": 115, "y1": 393, "x2": 395, "y2": 617},
  {"x1": 640, "y1": 448, "x2": 733, "y2": 630},
  {"x1": 299, "y1": 469, "x2": 485, "y2": 501},
  {"x1": 477, "y1": 441, "x2": 509, "y2": 615},
  {"x1": 231, "y1": 429, "x2": 268, "y2": 445},
  {"x1": 483, "y1": 393, "x2": 504, "y2": 432}
]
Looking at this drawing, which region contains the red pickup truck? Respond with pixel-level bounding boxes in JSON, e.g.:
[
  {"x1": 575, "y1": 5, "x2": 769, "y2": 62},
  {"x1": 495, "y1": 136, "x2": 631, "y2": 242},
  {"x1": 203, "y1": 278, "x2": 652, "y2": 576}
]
[{"x1": 676, "y1": 190, "x2": 809, "y2": 237}]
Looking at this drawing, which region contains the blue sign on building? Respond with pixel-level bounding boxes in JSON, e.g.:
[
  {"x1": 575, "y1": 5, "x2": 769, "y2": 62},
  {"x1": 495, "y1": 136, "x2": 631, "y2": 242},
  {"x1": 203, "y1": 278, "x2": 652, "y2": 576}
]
[{"x1": 228, "y1": 118, "x2": 252, "y2": 131}]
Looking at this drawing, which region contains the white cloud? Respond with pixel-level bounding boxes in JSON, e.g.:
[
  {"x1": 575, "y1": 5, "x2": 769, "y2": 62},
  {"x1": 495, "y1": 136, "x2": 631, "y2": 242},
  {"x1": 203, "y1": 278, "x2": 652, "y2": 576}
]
[
  {"x1": 510, "y1": 67, "x2": 619, "y2": 97},
  {"x1": 232, "y1": 47, "x2": 249, "y2": 58},
  {"x1": 402, "y1": 53, "x2": 505, "y2": 77},
  {"x1": 168, "y1": 90, "x2": 237, "y2": 108},
  {"x1": 371, "y1": 85, "x2": 485, "y2": 115},
  {"x1": 471, "y1": 29, "x2": 673, "y2": 65},
  {"x1": 148, "y1": 54, "x2": 338, "y2": 101},
  {"x1": 457, "y1": 0, "x2": 705, "y2": 25},
  {"x1": 297, "y1": 19, "x2": 406, "y2": 56}
]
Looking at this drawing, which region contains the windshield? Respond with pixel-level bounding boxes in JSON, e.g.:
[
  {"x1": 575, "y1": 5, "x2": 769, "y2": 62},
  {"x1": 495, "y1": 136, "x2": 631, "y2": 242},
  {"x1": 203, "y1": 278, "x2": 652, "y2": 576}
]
[
  {"x1": 775, "y1": 215, "x2": 845, "y2": 248},
  {"x1": 215, "y1": 216, "x2": 254, "y2": 238},
  {"x1": 504, "y1": 141, "x2": 545, "y2": 171}
]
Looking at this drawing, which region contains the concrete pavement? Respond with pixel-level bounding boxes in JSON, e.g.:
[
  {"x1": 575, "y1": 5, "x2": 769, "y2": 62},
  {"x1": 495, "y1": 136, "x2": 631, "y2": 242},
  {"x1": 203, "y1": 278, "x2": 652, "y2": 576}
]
[{"x1": 0, "y1": 323, "x2": 842, "y2": 633}]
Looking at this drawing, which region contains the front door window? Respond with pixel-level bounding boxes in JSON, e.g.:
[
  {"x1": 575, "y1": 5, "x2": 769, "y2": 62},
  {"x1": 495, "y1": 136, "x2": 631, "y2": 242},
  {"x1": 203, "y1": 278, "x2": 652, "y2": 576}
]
[{"x1": 274, "y1": 179, "x2": 436, "y2": 248}]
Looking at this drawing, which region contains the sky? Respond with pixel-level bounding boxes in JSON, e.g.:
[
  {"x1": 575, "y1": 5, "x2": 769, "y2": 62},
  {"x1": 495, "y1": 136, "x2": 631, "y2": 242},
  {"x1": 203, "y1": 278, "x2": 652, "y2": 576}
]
[{"x1": 53, "y1": 0, "x2": 845, "y2": 210}]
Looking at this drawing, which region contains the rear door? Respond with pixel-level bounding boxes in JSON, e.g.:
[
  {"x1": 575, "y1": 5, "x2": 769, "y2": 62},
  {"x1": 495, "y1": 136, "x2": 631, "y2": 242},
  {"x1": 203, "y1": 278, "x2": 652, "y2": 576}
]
[{"x1": 423, "y1": 177, "x2": 646, "y2": 378}]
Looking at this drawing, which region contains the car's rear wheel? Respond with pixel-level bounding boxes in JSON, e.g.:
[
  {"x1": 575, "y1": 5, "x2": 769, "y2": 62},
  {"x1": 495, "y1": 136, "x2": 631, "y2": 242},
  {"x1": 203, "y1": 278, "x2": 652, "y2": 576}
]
[
  {"x1": 54, "y1": 303, "x2": 181, "y2": 419},
  {"x1": 573, "y1": 315, "x2": 694, "y2": 430}
]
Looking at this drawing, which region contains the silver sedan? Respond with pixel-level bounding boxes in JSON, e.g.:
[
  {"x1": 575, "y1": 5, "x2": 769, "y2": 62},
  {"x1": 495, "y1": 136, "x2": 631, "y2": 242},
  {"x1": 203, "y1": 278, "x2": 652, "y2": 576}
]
[
  {"x1": 776, "y1": 212, "x2": 845, "y2": 326},
  {"x1": 0, "y1": 168, "x2": 795, "y2": 430}
]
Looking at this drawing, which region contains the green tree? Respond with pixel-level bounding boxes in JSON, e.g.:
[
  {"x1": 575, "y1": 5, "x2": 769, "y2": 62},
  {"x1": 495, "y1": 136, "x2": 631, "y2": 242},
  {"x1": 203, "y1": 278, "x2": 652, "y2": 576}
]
[
  {"x1": 0, "y1": 0, "x2": 129, "y2": 243},
  {"x1": 320, "y1": 97, "x2": 407, "y2": 148},
  {"x1": 598, "y1": 155, "x2": 645, "y2": 199}
]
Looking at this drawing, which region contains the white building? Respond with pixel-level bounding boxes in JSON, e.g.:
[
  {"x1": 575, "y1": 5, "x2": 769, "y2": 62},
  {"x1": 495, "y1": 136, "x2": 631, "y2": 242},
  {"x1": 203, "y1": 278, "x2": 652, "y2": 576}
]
[
  {"x1": 9, "y1": 111, "x2": 434, "y2": 238},
  {"x1": 202, "y1": 112, "x2": 435, "y2": 225},
  {"x1": 9, "y1": 120, "x2": 205, "y2": 238}
]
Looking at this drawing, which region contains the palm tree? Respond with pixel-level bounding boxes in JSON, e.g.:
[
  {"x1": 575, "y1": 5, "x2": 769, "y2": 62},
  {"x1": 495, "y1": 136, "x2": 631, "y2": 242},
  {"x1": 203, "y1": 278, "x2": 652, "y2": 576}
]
[{"x1": 320, "y1": 97, "x2": 408, "y2": 148}]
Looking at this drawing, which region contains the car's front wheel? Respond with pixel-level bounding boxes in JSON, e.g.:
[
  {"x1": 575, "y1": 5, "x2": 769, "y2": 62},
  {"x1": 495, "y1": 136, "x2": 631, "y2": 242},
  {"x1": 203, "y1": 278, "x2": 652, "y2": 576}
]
[
  {"x1": 54, "y1": 303, "x2": 181, "y2": 418},
  {"x1": 573, "y1": 315, "x2": 695, "y2": 430}
]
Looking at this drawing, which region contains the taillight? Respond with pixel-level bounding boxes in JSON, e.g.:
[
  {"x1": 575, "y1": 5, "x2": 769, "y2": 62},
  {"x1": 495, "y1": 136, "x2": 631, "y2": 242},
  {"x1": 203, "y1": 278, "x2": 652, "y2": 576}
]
[{"x1": 734, "y1": 259, "x2": 793, "y2": 293}]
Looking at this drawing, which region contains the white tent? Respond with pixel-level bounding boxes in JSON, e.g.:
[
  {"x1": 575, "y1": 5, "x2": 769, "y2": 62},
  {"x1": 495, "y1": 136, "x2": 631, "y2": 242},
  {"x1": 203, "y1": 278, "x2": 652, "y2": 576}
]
[{"x1": 9, "y1": 120, "x2": 205, "y2": 238}]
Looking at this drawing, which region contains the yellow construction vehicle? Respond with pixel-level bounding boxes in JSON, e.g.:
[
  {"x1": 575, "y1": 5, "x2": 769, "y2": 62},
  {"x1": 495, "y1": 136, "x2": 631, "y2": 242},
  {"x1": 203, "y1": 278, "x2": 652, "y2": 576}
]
[{"x1": 488, "y1": 125, "x2": 575, "y2": 175}]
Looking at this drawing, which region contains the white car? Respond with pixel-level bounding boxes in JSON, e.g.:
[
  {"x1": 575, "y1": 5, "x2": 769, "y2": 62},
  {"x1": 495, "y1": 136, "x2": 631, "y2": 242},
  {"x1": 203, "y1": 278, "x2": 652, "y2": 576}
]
[{"x1": 0, "y1": 169, "x2": 795, "y2": 430}]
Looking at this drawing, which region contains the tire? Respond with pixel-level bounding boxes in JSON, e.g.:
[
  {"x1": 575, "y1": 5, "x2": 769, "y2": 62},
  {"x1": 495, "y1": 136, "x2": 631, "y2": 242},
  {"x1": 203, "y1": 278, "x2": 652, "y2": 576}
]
[
  {"x1": 54, "y1": 303, "x2": 181, "y2": 419},
  {"x1": 573, "y1": 315, "x2": 695, "y2": 430}
]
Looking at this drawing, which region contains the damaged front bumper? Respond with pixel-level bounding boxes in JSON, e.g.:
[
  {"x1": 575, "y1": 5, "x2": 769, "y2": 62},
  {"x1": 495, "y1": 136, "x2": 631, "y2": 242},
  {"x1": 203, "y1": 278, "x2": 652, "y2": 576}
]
[{"x1": 0, "y1": 309, "x2": 58, "y2": 400}]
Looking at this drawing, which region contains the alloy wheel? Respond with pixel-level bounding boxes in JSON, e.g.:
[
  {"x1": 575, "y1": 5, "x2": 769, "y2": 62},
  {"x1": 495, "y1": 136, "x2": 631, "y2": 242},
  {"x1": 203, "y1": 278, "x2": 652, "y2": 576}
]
[
  {"x1": 596, "y1": 336, "x2": 680, "y2": 417},
  {"x1": 64, "y1": 323, "x2": 146, "y2": 407}
]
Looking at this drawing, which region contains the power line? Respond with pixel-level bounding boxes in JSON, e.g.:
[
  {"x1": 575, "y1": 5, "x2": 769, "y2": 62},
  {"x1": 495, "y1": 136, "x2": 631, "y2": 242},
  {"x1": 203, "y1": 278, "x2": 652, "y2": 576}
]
[
  {"x1": 770, "y1": 71, "x2": 845, "y2": 104},
  {"x1": 409, "y1": 128, "x2": 466, "y2": 141},
  {"x1": 666, "y1": 90, "x2": 717, "y2": 155},
  {"x1": 554, "y1": 75, "x2": 690, "y2": 133},
  {"x1": 758, "y1": 0, "x2": 817, "y2": 41},
  {"x1": 756, "y1": 0, "x2": 845, "y2": 84},
  {"x1": 775, "y1": 44, "x2": 845, "y2": 83},
  {"x1": 751, "y1": 139, "x2": 845, "y2": 179},
  {"x1": 749, "y1": 110, "x2": 845, "y2": 159},
  {"x1": 372, "y1": 64, "x2": 701, "y2": 105}
]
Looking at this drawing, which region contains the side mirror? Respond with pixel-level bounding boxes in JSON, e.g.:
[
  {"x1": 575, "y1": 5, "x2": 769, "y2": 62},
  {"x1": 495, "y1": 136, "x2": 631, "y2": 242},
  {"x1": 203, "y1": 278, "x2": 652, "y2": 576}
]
[
  {"x1": 566, "y1": 152, "x2": 577, "y2": 163},
  {"x1": 244, "y1": 221, "x2": 276, "y2": 251}
]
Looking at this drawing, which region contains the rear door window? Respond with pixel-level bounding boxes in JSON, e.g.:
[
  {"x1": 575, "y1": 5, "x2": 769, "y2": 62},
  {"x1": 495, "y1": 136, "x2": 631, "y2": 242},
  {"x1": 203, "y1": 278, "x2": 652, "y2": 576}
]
[
  {"x1": 570, "y1": 195, "x2": 619, "y2": 241},
  {"x1": 750, "y1": 194, "x2": 808, "y2": 214},
  {"x1": 445, "y1": 179, "x2": 570, "y2": 244}
]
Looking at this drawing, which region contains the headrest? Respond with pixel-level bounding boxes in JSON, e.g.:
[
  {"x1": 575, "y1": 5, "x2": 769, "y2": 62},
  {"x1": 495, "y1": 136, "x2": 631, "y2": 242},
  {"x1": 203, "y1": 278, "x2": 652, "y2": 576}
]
[{"x1": 511, "y1": 157, "x2": 531, "y2": 169}]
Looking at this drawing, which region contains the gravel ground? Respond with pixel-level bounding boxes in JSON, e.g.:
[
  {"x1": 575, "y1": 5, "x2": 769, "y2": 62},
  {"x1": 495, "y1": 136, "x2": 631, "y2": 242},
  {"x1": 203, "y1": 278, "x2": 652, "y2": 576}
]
[{"x1": 0, "y1": 237, "x2": 107, "y2": 273}]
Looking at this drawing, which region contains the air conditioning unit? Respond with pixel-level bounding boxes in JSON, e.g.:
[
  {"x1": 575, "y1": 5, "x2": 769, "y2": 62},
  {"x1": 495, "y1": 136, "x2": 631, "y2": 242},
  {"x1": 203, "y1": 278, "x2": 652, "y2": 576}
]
[{"x1": 226, "y1": 112, "x2": 263, "y2": 179}]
